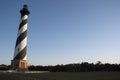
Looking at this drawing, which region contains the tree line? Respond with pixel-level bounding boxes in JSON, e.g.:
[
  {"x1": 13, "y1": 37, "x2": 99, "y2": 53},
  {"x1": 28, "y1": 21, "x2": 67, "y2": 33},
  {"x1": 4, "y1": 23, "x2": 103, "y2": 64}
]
[
  {"x1": 0, "y1": 64, "x2": 10, "y2": 70},
  {"x1": 0, "y1": 61, "x2": 120, "y2": 72},
  {"x1": 28, "y1": 61, "x2": 120, "y2": 72}
]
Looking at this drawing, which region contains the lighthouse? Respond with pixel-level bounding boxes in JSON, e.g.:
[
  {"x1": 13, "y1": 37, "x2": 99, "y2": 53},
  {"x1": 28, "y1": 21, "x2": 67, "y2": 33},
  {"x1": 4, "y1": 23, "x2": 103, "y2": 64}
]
[{"x1": 11, "y1": 5, "x2": 30, "y2": 71}]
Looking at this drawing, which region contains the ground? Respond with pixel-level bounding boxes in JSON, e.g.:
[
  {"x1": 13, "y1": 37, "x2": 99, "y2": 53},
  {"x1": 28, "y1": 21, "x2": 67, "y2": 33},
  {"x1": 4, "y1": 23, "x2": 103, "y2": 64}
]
[{"x1": 0, "y1": 72, "x2": 120, "y2": 80}]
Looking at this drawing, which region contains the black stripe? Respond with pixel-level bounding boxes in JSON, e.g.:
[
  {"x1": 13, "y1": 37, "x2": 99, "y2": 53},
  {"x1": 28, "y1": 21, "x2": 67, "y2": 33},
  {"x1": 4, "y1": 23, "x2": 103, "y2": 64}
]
[
  {"x1": 15, "y1": 30, "x2": 27, "y2": 47},
  {"x1": 19, "y1": 19, "x2": 27, "y2": 30},
  {"x1": 14, "y1": 46, "x2": 26, "y2": 60}
]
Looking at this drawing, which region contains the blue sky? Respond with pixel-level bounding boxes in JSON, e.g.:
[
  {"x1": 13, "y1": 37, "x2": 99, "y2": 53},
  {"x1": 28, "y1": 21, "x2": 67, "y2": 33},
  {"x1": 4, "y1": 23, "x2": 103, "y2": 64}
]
[{"x1": 0, "y1": 0, "x2": 120, "y2": 65}]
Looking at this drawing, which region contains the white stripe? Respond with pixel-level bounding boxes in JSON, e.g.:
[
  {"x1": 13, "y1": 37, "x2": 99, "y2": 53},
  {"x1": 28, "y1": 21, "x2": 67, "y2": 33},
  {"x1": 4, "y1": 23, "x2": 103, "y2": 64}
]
[
  {"x1": 23, "y1": 55, "x2": 27, "y2": 60},
  {"x1": 14, "y1": 37, "x2": 27, "y2": 59},
  {"x1": 20, "y1": 15, "x2": 28, "y2": 24},
  {"x1": 22, "y1": 15, "x2": 28, "y2": 20},
  {"x1": 17, "y1": 23, "x2": 27, "y2": 37}
]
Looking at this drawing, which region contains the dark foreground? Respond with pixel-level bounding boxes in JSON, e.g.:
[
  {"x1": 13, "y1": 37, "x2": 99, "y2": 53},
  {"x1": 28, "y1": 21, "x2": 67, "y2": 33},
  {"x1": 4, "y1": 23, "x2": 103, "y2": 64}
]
[{"x1": 0, "y1": 72, "x2": 120, "y2": 80}]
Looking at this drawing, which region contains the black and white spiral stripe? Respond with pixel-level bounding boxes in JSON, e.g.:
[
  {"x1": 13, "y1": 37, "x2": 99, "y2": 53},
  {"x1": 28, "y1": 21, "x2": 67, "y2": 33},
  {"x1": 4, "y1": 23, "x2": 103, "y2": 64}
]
[{"x1": 13, "y1": 6, "x2": 30, "y2": 60}]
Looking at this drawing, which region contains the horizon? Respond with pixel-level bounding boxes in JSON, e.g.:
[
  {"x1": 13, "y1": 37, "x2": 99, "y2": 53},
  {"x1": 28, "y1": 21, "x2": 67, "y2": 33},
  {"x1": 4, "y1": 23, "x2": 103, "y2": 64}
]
[
  {"x1": 0, "y1": 0, "x2": 120, "y2": 65},
  {"x1": 0, "y1": 61, "x2": 120, "y2": 66}
]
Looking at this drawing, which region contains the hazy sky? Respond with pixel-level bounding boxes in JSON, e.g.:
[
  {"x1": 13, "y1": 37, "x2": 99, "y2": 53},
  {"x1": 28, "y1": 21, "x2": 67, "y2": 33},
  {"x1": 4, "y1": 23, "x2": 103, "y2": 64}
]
[{"x1": 0, "y1": 0, "x2": 120, "y2": 65}]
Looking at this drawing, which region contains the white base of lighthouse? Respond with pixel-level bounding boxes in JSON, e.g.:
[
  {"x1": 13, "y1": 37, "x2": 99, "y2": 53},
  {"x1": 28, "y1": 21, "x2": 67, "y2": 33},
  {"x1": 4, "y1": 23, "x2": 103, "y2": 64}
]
[{"x1": 11, "y1": 60, "x2": 28, "y2": 71}]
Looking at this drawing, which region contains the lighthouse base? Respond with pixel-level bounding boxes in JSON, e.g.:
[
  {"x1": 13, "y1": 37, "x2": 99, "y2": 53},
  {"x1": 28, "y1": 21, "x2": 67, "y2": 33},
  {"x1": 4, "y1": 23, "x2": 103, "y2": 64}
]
[{"x1": 11, "y1": 60, "x2": 28, "y2": 71}]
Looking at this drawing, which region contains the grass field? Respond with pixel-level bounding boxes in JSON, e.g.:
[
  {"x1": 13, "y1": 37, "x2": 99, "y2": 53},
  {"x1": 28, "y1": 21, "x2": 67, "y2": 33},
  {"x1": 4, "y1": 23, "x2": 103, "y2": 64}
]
[{"x1": 0, "y1": 72, "x2": 120, "y2": 80}]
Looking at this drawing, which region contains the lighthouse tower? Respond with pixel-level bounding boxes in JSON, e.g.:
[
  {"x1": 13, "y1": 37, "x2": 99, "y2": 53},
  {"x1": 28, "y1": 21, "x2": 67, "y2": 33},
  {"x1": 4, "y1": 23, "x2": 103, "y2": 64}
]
[{"x1": 11, "y1": 5, "x2": 30, "y2": 71}]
